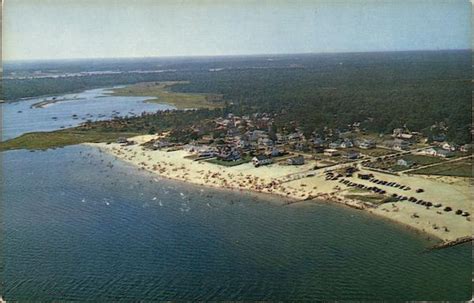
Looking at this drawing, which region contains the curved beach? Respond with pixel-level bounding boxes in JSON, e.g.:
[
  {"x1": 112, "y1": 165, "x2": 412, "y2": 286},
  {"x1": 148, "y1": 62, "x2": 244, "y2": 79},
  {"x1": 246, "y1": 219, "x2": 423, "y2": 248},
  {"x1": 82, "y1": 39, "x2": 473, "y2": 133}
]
[{"x1": 88, "y1": 135, "x2": 472, "y2": 245}]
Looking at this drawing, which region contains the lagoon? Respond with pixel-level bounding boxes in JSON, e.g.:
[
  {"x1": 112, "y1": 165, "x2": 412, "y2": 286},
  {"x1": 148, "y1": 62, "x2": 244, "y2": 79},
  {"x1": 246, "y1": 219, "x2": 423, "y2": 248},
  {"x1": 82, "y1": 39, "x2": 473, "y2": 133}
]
[{"x1": 1, "y1": 87, "x2": 173, "y2": 140}]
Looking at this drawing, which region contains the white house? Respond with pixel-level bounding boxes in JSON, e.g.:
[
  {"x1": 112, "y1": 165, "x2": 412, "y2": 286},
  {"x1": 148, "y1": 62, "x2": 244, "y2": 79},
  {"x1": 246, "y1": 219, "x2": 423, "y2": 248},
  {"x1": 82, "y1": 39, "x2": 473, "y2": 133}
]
[
  {"x1": 340, "y1": 139, "x2": 354, "y2": 149},
  {"x1": 441, "y1": 142, "x2": 457, "y2": 151}
]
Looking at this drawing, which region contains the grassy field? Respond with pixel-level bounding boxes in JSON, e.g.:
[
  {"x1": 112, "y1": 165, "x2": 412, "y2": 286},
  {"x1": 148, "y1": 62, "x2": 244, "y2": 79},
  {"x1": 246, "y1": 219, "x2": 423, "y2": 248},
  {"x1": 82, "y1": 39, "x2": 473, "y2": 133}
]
[
  {"x1": 401, "y1": 154, "x2": 444, "y2": 166},
  {"x1": 410, "y1": 157, "x2": 473, "y2": 177},
  {"x1": 0, "y1": 130, "x2": 141, "y2": 151},
  {"x1": 109, "y1": 81, "x2": 224, "y2": 110}
]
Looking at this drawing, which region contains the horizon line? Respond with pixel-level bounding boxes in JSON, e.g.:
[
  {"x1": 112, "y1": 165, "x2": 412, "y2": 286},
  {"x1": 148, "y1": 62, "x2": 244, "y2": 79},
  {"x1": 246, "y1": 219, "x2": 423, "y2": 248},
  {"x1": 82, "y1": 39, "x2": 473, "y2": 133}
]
[{"x1": 3, "y1": 48, "x2": 471, "y2": 63}]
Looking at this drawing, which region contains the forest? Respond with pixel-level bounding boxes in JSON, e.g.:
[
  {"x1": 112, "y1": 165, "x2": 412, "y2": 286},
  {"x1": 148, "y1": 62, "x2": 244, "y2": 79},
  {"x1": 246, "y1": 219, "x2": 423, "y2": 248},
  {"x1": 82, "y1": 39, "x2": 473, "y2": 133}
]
[{"x1": 3, "y1": 50, "x2": 472, "y2": 144}]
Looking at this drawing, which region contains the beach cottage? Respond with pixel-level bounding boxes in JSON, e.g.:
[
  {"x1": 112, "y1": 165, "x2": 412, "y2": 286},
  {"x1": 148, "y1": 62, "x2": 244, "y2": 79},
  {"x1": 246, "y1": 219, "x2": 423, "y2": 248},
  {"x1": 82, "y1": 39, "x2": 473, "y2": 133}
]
[
  {"x1": 252, "y1": 155, "x2": 273, "y2": 167},
  {"x1": 287, "y1": 155, "x2": 305, "y2": 165}
]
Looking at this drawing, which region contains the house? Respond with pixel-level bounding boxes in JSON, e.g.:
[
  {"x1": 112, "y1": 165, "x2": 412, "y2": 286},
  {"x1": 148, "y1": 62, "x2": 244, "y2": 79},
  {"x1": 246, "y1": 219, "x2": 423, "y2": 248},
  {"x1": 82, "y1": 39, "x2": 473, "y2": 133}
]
[
  {"x1": 421, "y1": 147, "x2": 437, "y2": 156},
  {"x1": 423, "y1": 147, "x2": 453, "y2": 158},
  {"x1": 393, "y1": 139, "x2": 410, "y2": 151},
  {"x1": 287, "y1": 155, "x2": 305, "y2": 165},
  {"x1": 269, "y1": 147, "x2": 285, "y2": 157},
  {"x1": 252, "y1": 155, "x2": 273, "y2": 167},
  {"x1": 345, "y1": 150, "x2": 360, "y2": 160},
  {"x1": 392, "y1": 128, "x2": 413, "y2": 139},
  {"x1": 397, "y1": 159, "x2": 414, "y2": 167},
  {"x1": 340, "y1": 139, "x2": 354, "y2": 149},
  {"x1": 384, "y1": 139, "x2": 409, "y2": 151},
  {"x1": 218, "y1": 150, "x2": 241, "y2": 161},
  {"x1": 441, "y1": 142, "x2": 457, "y2": 151},
  {"x1": 324, "y1": 149, "x2": 340, "y2": 157},
  {"x1": 359, "y1": 140, "x2": 376, "y2": 149},
  {"x1": 435, "y1": 149, "x2": 454, "y2": 158}
]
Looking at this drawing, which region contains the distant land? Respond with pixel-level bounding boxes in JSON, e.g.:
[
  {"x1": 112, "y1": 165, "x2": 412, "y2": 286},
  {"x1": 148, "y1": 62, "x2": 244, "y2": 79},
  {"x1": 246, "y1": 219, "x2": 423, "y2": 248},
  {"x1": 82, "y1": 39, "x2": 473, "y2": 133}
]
[{"x1": 3, "y1": 50, "x2": 472, "y2": 144}]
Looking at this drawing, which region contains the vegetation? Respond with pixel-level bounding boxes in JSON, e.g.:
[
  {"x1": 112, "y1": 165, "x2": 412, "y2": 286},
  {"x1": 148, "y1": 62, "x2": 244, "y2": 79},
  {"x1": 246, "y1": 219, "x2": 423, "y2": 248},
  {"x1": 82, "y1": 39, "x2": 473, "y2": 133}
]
[
  {"x1": 344, "y1": 194, "x2": 384, "y2": 204},
  {"x1": 410, "y1": 157, "x2": 473, "y2": 177},
  {"x1": 0, "y1": 130, "x2": 141, "y2": 151},
  {"x1": 77, "y1": 109, "x2": 223, "y2": 143},
  {"x1": 401, "y1": 154, "x2": 444, "y2": 166},
  {"x1": 109, "y1": 81, "x2": 224, "y2": 110},
  {"x1": 3, "y1": 50, "x2": 472, "y2": 144},
  {"x1": 206, "y1": 155, "x2": 252, "y2": 167}
]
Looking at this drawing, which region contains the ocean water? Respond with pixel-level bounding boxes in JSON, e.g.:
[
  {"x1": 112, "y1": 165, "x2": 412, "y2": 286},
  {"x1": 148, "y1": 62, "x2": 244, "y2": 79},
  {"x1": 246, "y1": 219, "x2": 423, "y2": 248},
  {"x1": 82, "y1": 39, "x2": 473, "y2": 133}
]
[
  {"x1": 1, "y1": 146, "x2": 471, "y2": 301},
  {"x1": 1, "y1": 87, "x2": 174, "y2": 140}
]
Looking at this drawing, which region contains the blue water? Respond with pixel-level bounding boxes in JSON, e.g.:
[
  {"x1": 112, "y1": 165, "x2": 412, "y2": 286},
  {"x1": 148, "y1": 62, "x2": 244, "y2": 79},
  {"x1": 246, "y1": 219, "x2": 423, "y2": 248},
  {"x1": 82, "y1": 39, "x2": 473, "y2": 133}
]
[
  {"x1": 1, "y1": 87, "x2": 174, "y2": 140},
  {"x1": 1, "y1": 146, "x2": 471, "y2": 300}
]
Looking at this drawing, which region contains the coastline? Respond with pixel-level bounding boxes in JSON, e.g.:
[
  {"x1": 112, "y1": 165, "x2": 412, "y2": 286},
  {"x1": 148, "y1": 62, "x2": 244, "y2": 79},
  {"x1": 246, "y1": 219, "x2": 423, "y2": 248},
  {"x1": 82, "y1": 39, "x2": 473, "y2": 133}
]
[{"x1": 85, "y1": 135, "x2": 472, "y2": 246}]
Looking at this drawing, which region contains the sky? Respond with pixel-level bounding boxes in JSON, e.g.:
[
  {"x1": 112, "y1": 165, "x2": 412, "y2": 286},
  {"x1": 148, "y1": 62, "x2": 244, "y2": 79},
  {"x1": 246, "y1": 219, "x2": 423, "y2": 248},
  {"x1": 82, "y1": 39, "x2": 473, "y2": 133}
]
[{"x1": 3, "y1": 0, "x2": 472, "y2": 61}]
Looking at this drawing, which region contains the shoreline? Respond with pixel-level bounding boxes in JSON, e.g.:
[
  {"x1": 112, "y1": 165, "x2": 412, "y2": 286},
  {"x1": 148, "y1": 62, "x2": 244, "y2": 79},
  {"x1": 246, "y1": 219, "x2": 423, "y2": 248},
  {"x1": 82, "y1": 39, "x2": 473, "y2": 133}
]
[{"x1": 85, "y1": 135, "x2": 472, "y2": 247}]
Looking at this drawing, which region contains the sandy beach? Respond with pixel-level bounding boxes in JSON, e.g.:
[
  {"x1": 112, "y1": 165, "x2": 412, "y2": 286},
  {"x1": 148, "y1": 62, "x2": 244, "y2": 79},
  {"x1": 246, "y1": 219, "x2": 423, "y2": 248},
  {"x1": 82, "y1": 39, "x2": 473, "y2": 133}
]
[{"x1": 88, "y1": 135, "x2": 472, "y2": 244}]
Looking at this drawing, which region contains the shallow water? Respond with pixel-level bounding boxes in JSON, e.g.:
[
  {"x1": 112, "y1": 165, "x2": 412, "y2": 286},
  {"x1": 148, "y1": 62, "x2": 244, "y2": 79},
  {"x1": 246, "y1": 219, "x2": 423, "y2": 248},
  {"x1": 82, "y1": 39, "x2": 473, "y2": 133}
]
[
  {"x1": 1, "y1": 87, "x2": 174, "y2": 140},
  {"x1": 1, "y1": 146, "x2": 471, "y2": 300}
]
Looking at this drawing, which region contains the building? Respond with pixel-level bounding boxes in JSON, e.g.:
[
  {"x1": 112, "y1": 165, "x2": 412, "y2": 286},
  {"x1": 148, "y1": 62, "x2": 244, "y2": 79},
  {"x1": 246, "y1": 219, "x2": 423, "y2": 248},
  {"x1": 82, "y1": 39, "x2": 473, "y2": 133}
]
[
  {"x1": 421, "y1": 147, "x2": 437, "y2": 156},
  {"x1": 392, "y1": 128, "x2": 413, "y2": 139},
  {"x1": 441, "y1": 142, "x2": 457, "y2": 151},
  {"x1": 252, "y1": 155, "x2": 273, "y2": 167},
  {"x1": 397, "y1": 159, "x2": 414, "y2": 167},
  {"x1": 384, "y1": 139, "x2": 409, "y2": 151},
  {"x1": 218, "y1": 150, "x2": 241, "y2": 161},
  {"x1": 340, "y1": 139, "x2": 354, "y2": 149},
  {"x1": 269, "y1": 147, "x2": 285, "y2": 157},
  {"x1": 422, "y1": 147, "x2": 453, "y2": 158},
  {"x1": 324, "y1": 149, "x2": 340, "y2": 157},
  {"x1": 435, "y1": 149, "x2": 454, "y2": 158},
  {"x1": 345, "y1": 150, "x2": 360, "y2": 160},
  {"x1": 287, "y1": 155, "x2": 305, "y2": 165},
  {"x1": 359, "y1": 140, "x2": 376, "y2": 149}
]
